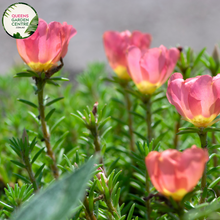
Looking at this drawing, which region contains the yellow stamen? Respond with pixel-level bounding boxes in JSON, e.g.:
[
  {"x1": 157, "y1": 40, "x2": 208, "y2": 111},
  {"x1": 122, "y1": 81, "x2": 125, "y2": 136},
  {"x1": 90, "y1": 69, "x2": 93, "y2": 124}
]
[
  {"x1": 136, "y1": 81, "x2": 158, "y2": 95},
  {"x1": 28, "y1": 61, "x2": 54, "y2": 72},
  {"x1": 190, "y1": 115, "x2": 216, "y2": 127},
  {"x1": 114, "y1": 66, "x2": 130, "y2": 80},
  {"x1": 163, "y1": 188, "x2": 187, "y2": 201}
]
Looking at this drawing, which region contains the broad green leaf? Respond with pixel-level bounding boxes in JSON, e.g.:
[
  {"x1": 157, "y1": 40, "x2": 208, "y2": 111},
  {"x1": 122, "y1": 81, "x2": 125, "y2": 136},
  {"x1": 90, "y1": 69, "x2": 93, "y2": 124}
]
[{"x1": 11, "y1": 158, "x2": 97, "y2": 220}]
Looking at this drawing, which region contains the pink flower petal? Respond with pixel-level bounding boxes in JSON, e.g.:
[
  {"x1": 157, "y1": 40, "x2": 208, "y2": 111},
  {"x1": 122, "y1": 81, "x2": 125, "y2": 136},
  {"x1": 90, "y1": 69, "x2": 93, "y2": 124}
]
[
  {"x1": 190, "y1": 75, "x2": 216, "y2": 117},
  {"x1": 38, "y1": 21, "x2": 62, "y2": 64},
  {"x1": 145, "y1": 151, "x2": 162, "y2": 193},
  {"x1": 126, "y1": 46, "x2": 143, "y2": 83},
  {"x1": 130, "y1": 31, "x2": 152, "y2": 52},
  {"x1": 103, "y1": 31, "x2": 129, "y2": 69},
  {"x1": 160, "y1": 47, "x2": 180, "y2": 85},
  {"x1": 60, "y1": 22, "x2": 77, "y2": 58},
  {"x1": 158, "y1": 150, "x2": 180, "y2": 193},
  {"x1": 140, "y1": 47, "x2": 166, "y2": 84},
  {"x1": 145, "y1": 146, "x2": 208, "y2": 201},
  {"x1": 177, "y1": 145, "x2": 208, "y2": 191},
  {"x1": 166, "y1": 73, "x2": 187, "y2": 117}
]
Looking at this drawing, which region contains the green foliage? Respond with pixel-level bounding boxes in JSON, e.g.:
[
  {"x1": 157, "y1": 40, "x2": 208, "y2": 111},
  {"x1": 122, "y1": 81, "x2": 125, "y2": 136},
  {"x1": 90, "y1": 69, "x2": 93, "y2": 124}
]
[
  {"x1": 0, "y1": 60, "x2": 220, "y2": 219},
  {"x1": 8, "y1": 131, "x2": 44, "y2": 190},
  {"x1": 0, "y1": 184, "x2": 34, "y2": 218},
  {"x1": 176, "y1": 47, "x2": 206, "y2": 79},
  {"x1": 11, "y1": 158, "x2": 97, "y2": 220}
]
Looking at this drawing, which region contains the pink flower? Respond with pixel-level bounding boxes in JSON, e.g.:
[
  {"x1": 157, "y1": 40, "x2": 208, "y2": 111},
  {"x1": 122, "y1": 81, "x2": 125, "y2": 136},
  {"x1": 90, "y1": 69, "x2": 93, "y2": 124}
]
[
  {"x1": 126, "y1": 45, "x2": 180, "y2": 94},
  {"x1": 16, "y1": 18, "x2": 76, "y2": 73},
  {"x1": 167, "y1": 73, "x2": 220, "y2": 127},
  {"x1": 103, "y1": 30, "x2": 152, "y2": 79},
  {"x1": 145, "y1": 145, "x2": 208, "y2": 201}
]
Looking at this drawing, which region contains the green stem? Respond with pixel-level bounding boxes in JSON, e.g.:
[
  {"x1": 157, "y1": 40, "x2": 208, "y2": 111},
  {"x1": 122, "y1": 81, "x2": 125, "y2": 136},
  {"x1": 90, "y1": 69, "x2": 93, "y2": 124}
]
[
  {"x1": 24, "y1": 157, "x2": 38, "y2": 191},
  {"x1": 83, "y1": 197, "x2": 97, "y2": 220},
  {"x1": 177, "y1": 203, "x2": 185, "y2": 220},
  {"x1": 198, "y1": 129, "x2": 207, "y2": 204},
  {"x1": 93, "y1": 126, "x2": 101, "y2": 152},
  {"x1": 145, "y1": 97, "x2": 153, "y2": 142},
  {"x1": 212, "y1": 133, "x2": 218, "y2": 167},
  {"x1": 124, "y1": 86, "x2": 135, "y2": 152},
  {"x1": 104, "y1": 196, "x2": 120, "y2": 219},
  {"x1": 36, "y1": 79, "x2": 59, "y2": 179},
  {"x1": 211, "y1": 133, "x2": 220, "y2": 196},
  {"x1": 90, "y1": 124, "x2": 105, "y2": 172},
  {"x1": 146, "y1": 170, "x2": 152, "y2": 220},
  {"x1": 173, "y1": 115, "x2": 181, "y2": 149}
]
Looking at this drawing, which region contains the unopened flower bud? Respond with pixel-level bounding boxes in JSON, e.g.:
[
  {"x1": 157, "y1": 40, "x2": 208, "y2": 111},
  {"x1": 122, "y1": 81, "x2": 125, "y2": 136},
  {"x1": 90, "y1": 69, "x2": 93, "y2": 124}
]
[
  {"x1": 22, "y1": 128, "x2": 29, "y2": 144},
  {"x1": 96, "y1": 167, "x2": 108, "y2": 183},
  {"x1": 92, "y1": 102, "x2": 98, "y2": 116},
  {"x1": 212, "y1": 44, "x2": 220, "y2": 64},
  {"x1": 177, "y1": 46, "x2": 183, "y2": 53}
]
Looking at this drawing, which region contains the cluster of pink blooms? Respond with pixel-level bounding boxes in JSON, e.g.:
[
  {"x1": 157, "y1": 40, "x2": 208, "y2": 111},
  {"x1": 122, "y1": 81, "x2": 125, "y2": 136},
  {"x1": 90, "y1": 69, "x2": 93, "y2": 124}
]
[
  {"x1": 16, "y1": 18, "x2": 216, "y2": 201},
  {"x1": 102, "y1": 30, "x2": 214, "y2": 200}
]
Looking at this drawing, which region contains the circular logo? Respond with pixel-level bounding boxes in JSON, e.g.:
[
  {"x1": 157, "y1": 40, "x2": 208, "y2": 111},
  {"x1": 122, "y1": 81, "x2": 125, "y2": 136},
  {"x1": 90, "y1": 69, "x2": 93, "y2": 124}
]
[{"x1": 2, "y1": 2, "x2": 38, "y2": 39}]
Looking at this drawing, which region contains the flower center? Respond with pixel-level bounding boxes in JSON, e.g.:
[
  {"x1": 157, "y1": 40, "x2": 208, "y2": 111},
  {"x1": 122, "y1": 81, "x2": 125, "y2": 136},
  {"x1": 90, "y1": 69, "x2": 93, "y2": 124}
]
[
  {"x1": 136, "y1": 81, "x2": 158, "y2": 94},
  {"x1": 163, "y1": 188, "x2": 187, "y2": 201},
  {"x1": 28, "y1": 61, "x2": 54, "y2": 72},
  {"x1": 190, "y1": 115, "x2": 216, "y2": 127},
  {"x1": 114, "y1": 65, "x2": 130, "y2": 80}
]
